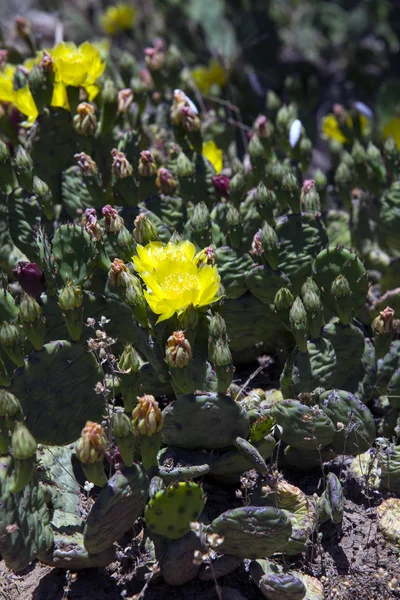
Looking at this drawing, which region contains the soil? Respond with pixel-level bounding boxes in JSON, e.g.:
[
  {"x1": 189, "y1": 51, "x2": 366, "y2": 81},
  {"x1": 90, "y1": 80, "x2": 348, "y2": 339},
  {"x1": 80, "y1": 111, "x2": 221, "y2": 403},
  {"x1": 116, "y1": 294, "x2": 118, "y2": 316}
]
[{"x1": 1, "y1": 462, "x2": 400, "y2": 600}]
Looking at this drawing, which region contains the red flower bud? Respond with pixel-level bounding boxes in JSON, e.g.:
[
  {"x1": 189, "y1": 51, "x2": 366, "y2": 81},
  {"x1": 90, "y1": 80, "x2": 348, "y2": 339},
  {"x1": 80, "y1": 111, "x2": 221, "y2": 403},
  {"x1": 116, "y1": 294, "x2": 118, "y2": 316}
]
[{"x1": 12, "y1": 262, "x2": 45, "y2": 299}]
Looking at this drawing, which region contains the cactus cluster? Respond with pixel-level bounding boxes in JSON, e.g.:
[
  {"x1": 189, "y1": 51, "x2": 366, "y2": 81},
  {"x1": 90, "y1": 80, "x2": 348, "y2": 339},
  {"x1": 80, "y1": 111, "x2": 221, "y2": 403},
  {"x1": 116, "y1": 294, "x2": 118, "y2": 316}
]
[{"x1": 0, "y1": 0, "x2": 400, "y2": 595}]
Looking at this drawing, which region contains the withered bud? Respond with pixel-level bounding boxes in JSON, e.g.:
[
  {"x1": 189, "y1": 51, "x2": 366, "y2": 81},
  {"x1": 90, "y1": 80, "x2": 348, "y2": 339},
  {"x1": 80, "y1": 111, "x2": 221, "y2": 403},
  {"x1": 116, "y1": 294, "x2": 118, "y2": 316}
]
[
  {"x1": 118, "y1": 88, "x2": 134, "y2": 114},
  {"x1": 194, "y1": 245, "x2": 216, "y2": 267},
  {"x1": 178, "y1": 105, "x2": 201, "y2": 132},
  {"x1": 254, "y1": 115, "x2": 272, "y2": 138},
  {"x1": 373, "y1": 306, "x2": 395, "y2": 335},
  {"x1": 74, "y1": 152, "x2": 98, "y2": 176},
  {"x1": 144, "y1": 39, "x2": 166, "y2": 71},
  {"x1": 0, "y1": 50, "x2": 8, "y2": 70},
  {"x1": 139, "y1": 68, "x2": 154, "y2": 91},
  {"x1": 102, "y1": 204, "x2": 124, "y2": 233},
  {"x1": 138, "y1": 150, "x2": 157, "y2": 177},
  {"x1": 108, "y1": 258, "x2": 129, "y2": 287},
  {"x1": 39, "y1": 50, "x2": 54, "y2": 73},
  {"x1": 132, "y1": 394, "x2": 163, "y2": 436},
  {"x1": 76, "y1": 421, "x2": 107, "y2": 464},
  {"x1": 250, "y1": 230, "x2": 263, "y2": 256},
  {"x1": 165, "y1": 330, "x2": 192, "y2": 369},
  {"x1": 82, "y1": 208, "x2": 103, "y2": 240},
  {"x1": 111, "y1": 148, "x2": 133, "y2": 179},
  {"x1": 156, "y1": 167, "x2": 177, "y2": 195},
  {"x1": 14, "y1": 16, "x2": 31, "y2": 37},
  {"x1": 73, "y1": 102, "x2": 97, "y2": 136}
]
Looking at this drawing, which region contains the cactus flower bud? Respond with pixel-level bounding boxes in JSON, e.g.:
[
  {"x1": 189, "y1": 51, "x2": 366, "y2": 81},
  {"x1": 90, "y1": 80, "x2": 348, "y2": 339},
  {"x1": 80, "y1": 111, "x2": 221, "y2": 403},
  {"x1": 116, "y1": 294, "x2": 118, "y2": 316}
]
[
  {"x1": 289, "y1": 296, "x2": 309, "y2": 352},
  {"x1": 166, "y1": 330, "x2": 192, "y2": 369},
  {"x1": 133, "y1": 213, "x2": 159, "y2": 244},
  {"x1": 274, "y1": 287, "x2": 294, "y2": 313},
  {"x1": 176, "y1": 152, "x2": 195, "y2": 178},
  {"x1": 113, "y1": 409, "x2": 135, "y2": 467},
  {"x1": 75, "y1": 152, "x2": 98, "y2": 176},
  {"x1": 117, "y1": 88, "x2": 134, "y2": 113},
  {"x1": 108, "y1": 258, "x2": 129, "y2": 287},
  {"x1": 301, "y1": 179, "x2": 321, "y2": 213},
  {"x1": 18, "y1": 293, "x2": 45, "y2": 350},
  {"x1": 118, "y1": 344, "x2": 141, "y2": 413},
  {"x1": 331, "y1": 274, "x2": 353, "y2": 325},
  {"x1": 111, "y1": 148, "x2": 133, "y2": 179},
  {"x1": 38, "y1": 50, "x2": 54, "y2": 73},
  {"x1": 0, "y1": 322, "x2": 24, "y2": 367},
  {"x1": 76, "y1": 421, "x2": 107, "y2": 464},
  {"x1": 299, "y1": 137, "x2": 312, "y2": 171},
  {"x1": 18, "y1": 293, "x2": 42, "y2": 323},
  {"x1": 156, "y1": 167, "x2": 177, "y2": 195},
  {"x1": 9, "y1": 421, "x2": 37, "y2": 493},
  {"x1": 132, "y1": 394, "x2": 163, "y2": 436},
  {"x1": 266, "y1": 90, "x2": 281, "y2": 111},
  {"x1": 280, "y1": 171, "x2": 300, "y2": 214},
  {"x1": 0, "y1": 390, "x2": 23, "y2": 455},
  {"x1": 248, "y1": 134, "x2": 265, "y2": 172},
  {"x1": 12, "y1": 261, "x2": 45, "y2": 299},
  {"x1": 11, "y1": 421, "x2": 37, "y2": 460},
  {"x1": 102, "y1": 204, "x2": 124, "y2": 233},
  {"x1": 14, "y1": 145, "x2": 34, "y2": 189},
  {"x1": 254, "y1": 183, "x2": 275, "y2": 223},
  {"x1": 212, "y1": 174, "x2": 230, "y2": 198},
  {"x1": 82, "y1": 208, "x2": 103, "y2": 241},
  {"x1": 138, "y1": 150, "x2": 157, "y2": 178},
  {"x1": 32, "y1": 176, "x2": 53, "y2": 220},
  {"x1": 254, "y1": 115, "x2": 273, "y2": 139},
  {"x1": 144, "y1": 39, "x2": 166, "y2": 71},
  {"x1": 58, "y1": 283, "x2": 83, "y2": 311},
  {"x1": 302, "y1": 289, "x2": 323, "y2": 339},
  {"x1": 229, "y1": 171, "x2": 246, "y2": 206},
  {"x1": 260, "y1": 222, "x2": 280, "y2": 270},
  {"x1": 372, "y1": 307, "x2": 395, "y2": 359},
  {"x1": 73, "y1": 102, "x2": 97, "y2": 136}
]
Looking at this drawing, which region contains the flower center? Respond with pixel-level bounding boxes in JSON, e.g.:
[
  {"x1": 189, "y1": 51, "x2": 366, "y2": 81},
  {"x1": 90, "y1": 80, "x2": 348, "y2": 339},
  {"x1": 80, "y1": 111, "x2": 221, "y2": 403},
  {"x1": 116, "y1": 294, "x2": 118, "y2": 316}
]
[{"x1": 161, "y1": 272, "x2": 198, "y2": 296}]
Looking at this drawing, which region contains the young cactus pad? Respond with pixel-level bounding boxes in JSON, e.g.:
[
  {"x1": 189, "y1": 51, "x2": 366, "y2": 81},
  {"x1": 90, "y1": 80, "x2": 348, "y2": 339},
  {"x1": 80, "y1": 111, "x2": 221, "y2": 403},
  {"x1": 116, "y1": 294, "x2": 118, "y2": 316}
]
[{"x1": 144, "y1": 481, "x2": 205, "y2": 539}]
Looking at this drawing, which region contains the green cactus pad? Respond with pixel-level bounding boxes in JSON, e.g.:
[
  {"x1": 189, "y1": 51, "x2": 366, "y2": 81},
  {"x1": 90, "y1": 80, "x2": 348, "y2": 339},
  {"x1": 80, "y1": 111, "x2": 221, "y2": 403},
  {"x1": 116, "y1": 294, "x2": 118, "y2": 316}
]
[
  {"x1": 7, "y1": 188, "x2": 42, "y2": 262},
  {"x1": 313, "y1": 247, "x2": 368, "y2": 316},
  {"x1": 376, "y1": 341, "x2": 400, "y2": 395},
  {"x1": 318, "y1": 473, "x2": 343, "y2": 525},
  {"x1": 39, "y1": 530, "x2": 116, "y2": 569},
  {"x1": 276, "y1": 213, "x2": 328, "y2": 295},
  {"x1": 52, "y1": 224, "x2": 97, "y2": 285},
  {"x1": 272, "y1": 400, "x2": 335, "y2": 450},
  {"x1": 37, "y1": 445, "x2": 81, "y2": 531},
  {"x1": 291, "y1": 572, "x2": 325, "y2": 600},
  {"x1": 325, "y1": 209, "x2": 352, "y2": 248},
  {"x1": 259, "y1": 573, "x2": 306, "y2": 600},
  {"x1": 211, "y1": 435, "x2": 276, "y2": 483},
  {"x1": 162, "y1": 392, "x2": 249, "y2": 450},
  {"x1": 318, "y1": 389, "x2": 376, "y2": 455},
  {"x1": 61, "y1": 166, "x2": 104, "y2": 218},
  {"x1": 160, "y1": 531, "x2": 203, "y2": 586},
  {"x1": 157, "y1": 446, "x2": 212, "y2": 482},
  {"x1": 83, "y1": 464, "x2": 149, "y2": 554},
  {"x1": 388, "y1": 367, "x2": 400, "y2": 409},
  {"x1": 323, "y1": 320, "x2": 377, "y2": 398},
  {"x1": 215, "y1": 246, "x2": 253, "y2": 299},
  {"x1": 283, "y1": 446, "x2": 337, "y2": 471},
  {"x1": 280, "y1": 338, "x2": 337, "y2": 398},
  {"x1": 206, "y1": 506, "x2": 292, "y2": 559},
  {"x1": 378, "y1": 444, "x2": 400, "y2": 495},
  {"x1": 0, "y1": 456, "x2": 53, "y2": 572},
  {"x1": 246, "y1": 265, "x2": 292, "y2": 305},
  {"x1": 145, "y1": 481, "x2": 205, "y2": 539},
  {"x1": 0, "y1": 288, "x2": 19, "y2": 323},
  {"x1": 10, "y1": 340, "x2": 104, "y2": 445}
]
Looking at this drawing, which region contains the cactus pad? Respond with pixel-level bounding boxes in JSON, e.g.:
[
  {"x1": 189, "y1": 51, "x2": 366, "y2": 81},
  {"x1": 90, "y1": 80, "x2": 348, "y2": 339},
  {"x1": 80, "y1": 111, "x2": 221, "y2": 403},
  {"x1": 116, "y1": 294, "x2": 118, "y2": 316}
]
[
  {"x1": 272, "y1": 400, "x2": 335, "y2": 450},
  {"x1": 162, "y1": 392, "x2": 249, "y2": 450},
  {"x1": 0, "y1": 456, "x2": 53, "y2": 572},
  {"x1": 144, "y1": 481, "x2": 205, "y2": 539},
  {"x1": 246, "y1": 265, "x2": 292, "y2": 305},
  {"x1": 84, "y1": 465, "x2": 149, "y2": 553},
  {"x1": 206, "y1": 505, "x2": 292, "y2": 559},
  {"x1": 10, "y1": 340, "x2": 104, "y2": 445}
]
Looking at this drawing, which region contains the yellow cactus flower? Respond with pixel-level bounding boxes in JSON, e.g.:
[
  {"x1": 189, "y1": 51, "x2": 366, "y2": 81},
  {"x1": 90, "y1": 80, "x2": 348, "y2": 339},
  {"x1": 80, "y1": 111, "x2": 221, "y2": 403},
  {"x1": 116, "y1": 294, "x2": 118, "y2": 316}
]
[
  {"x1": 49, "y1": 42, "x2": 105, "y2": 90},
  {"x1": 383, "y1": 116, "x2": 400, "y2": 149},
  {"x1": 322, "y1": 113, "x2": 368, "y2": 144},
  {"x1": 202, "y1": 140, "x2": 223, "y2": 174},
  {"x1": 13, "y1": 87, "x2": 38, "y2": 122},
  {"x1": 101, "y1": 3, "x2": 136, "y2": 36},
  {"x1": 0, "y1": 64, "x2": 16, "y2": 104},
  {"x1": 192, "y1": 59, "x2": 227, "y2": 95},
  {"x1": 133, "y1": 240, "x2": 220, "y2": 323}
]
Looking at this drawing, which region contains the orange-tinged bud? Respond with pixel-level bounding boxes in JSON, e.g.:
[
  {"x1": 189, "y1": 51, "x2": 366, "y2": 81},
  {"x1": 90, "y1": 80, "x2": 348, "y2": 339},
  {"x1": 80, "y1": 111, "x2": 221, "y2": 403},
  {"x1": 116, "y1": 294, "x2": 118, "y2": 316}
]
[
  {"x1": 76, "y1": 421, "x2": 107, "y2": 464},
  {"x1": 166, "y1": 330, "x2": 192, "y2": 368},
  {"x1": 132, "y1": 394, "x2": 163, "y2": 436}
]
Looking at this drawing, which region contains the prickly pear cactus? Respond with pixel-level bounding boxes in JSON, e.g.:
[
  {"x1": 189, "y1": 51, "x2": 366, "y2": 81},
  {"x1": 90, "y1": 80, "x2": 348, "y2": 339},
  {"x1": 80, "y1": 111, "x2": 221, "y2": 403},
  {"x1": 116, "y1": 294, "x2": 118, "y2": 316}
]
[
  {"x1": 145, "y1": 480, "x2": 205, "y2": 539},
  {"x1": 10, "y1": 341, "x2": 104, "y2": 444},
  {"x1": 83, "y1": 465, "x2": 149, "y2": 554},
  {"x1": 0, "y1": 455, "x2": 53, "y2": 571},
  {"x1": 206, "y1": 506, "x2": 292, "y2": 558},
  {"x1": 272, "y1": 400, "x2": 335, "y2": 450}
]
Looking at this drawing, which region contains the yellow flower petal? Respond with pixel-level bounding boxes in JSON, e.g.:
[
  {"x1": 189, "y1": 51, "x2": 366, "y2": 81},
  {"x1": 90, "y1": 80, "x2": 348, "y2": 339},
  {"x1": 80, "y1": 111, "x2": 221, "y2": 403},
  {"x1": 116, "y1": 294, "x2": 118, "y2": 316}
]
[
  {"x1": 0, "y1": 64, "x2": 16, "y2": 103},
  {"x1": 49, "y1": 41, "x2": 105, "y2": 92},
  {"x1": 14, "y1": 87, "x2": 38, "y2": 122},
  {"x1": 51, "y1": 82, "x2": 69, "y2": 109},
  {"x1": 192, "y1": 59, "x2": 227, "y2": 95},
  {"x1": 202, "y1": 140, "x2": 223, "y2": 174}
]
